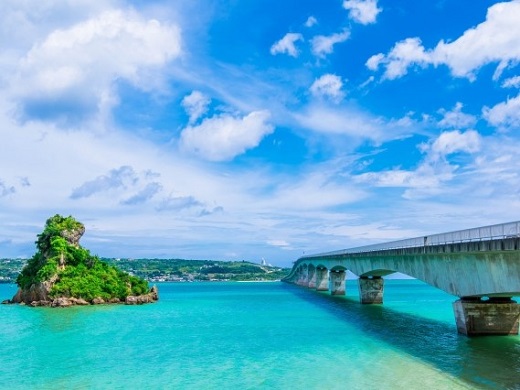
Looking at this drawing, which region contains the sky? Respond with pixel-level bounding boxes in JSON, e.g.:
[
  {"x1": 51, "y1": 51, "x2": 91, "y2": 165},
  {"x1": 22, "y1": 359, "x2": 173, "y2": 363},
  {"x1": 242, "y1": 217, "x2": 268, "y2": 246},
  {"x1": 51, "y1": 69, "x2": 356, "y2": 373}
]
[{"x1": 1, "y1": 0, "x2": 520, "y2": 267}]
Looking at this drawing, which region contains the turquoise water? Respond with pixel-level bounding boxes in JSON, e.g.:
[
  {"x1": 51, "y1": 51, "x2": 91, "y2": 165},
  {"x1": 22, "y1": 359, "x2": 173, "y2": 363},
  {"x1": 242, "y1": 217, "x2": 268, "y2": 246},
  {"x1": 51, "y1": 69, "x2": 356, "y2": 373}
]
[{"x1": 1, "y1": 280, "x2": 519, "y2": 389}]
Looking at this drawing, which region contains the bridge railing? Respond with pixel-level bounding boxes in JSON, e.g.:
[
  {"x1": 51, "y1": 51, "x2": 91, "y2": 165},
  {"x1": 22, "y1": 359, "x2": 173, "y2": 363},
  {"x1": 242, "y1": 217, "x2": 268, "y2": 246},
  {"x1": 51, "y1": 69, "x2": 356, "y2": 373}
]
[{"x1": 302, "y1": 221, "x2": 520, "y2": 258}]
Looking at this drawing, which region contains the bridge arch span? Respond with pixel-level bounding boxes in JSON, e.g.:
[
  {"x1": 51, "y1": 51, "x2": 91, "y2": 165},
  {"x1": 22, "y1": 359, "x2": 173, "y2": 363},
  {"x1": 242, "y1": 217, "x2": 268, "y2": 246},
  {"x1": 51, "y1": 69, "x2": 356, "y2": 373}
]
[
  {"x1": 358, "y1": 269, "x2": 396, "y2": 278},
  {"x1": 287, "y1": 250, "x2": 520, "y2": 298},
  {"x1": 284, "y1": 223, "x2": 520, "y2": 335}
]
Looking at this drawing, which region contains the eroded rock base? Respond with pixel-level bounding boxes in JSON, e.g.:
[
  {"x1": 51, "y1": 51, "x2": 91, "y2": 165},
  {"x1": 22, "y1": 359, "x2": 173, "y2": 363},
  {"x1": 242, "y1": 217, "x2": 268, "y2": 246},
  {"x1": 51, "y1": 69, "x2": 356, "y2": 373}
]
[{"x1": 5, "y1": 285, "x2": 159, "y2": 307}]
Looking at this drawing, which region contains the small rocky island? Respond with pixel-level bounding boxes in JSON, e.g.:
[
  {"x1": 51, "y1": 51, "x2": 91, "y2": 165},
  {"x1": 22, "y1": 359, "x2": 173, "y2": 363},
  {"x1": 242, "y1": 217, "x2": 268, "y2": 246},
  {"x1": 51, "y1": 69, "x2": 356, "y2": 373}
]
[{"x1": 5, "y1": 215, "x2": 158, "y2": 307}]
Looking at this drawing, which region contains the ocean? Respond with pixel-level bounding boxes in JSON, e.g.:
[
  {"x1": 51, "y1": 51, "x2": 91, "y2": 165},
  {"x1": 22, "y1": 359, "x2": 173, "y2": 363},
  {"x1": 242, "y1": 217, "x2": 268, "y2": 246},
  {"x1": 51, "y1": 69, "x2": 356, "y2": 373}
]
[{"x1": 0, "y1": 280, "x2": 519, "y2": 389}]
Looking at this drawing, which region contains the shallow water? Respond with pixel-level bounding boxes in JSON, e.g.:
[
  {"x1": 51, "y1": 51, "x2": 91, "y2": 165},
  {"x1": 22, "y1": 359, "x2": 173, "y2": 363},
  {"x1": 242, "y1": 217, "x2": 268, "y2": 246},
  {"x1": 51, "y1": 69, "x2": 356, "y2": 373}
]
[{"x1": 0, "y1": 280, "x2": 519, "y2": 389}]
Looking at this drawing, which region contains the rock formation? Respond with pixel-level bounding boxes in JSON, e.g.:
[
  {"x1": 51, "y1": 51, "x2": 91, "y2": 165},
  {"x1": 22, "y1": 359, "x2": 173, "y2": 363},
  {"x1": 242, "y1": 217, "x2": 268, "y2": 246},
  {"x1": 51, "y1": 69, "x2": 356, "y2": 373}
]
[{"x1": 7, "y1": 215, "x2": 158, "y2": 307}]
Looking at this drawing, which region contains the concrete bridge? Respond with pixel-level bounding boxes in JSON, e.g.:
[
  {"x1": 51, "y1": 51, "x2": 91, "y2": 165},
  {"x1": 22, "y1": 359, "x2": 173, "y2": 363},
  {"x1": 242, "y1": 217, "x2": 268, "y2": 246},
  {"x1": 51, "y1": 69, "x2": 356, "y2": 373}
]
[{"x1": 283, "y1": 221, "x2": 520, "y2": 336}]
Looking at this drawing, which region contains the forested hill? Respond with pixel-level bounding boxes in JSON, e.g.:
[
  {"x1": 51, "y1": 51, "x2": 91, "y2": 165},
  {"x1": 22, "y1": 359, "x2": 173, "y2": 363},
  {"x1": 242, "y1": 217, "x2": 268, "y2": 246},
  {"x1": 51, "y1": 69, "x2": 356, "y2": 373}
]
[
  {"x1": 103, "y1": 258, "x2": 289, "y2": 282},
  {"x1": 1, "y1": 258, "x2": 289, "y2": 283}
]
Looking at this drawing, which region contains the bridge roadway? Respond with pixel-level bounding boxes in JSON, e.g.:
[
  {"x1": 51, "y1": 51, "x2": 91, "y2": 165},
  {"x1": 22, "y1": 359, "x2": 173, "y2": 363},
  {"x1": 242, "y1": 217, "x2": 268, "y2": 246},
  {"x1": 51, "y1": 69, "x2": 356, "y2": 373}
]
[{"x1": 283, "y1": 221, "x2": 520, "y2": 336}]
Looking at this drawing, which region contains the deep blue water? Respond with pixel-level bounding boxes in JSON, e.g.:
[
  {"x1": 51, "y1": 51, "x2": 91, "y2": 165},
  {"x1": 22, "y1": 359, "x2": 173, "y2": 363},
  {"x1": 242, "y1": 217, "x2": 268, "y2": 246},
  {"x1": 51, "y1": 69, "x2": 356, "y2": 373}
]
[{"x1": 0, "y1": 280, "x2": 519, "y2": 389}]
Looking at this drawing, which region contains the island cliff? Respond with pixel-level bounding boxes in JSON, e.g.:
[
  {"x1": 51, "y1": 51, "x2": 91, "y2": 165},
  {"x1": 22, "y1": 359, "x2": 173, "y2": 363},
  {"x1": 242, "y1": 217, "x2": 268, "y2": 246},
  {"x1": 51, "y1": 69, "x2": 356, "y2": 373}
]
[{"x1": 7, "y1": 215, "x2": 158, "y2": 307}]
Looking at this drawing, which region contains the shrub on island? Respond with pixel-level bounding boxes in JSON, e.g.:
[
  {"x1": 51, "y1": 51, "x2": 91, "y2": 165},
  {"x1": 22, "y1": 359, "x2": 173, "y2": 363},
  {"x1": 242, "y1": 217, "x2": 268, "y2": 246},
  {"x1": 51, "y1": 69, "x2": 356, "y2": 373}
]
[{"x1": 8, "y1": 215, "x2": 158, "y2": 307}]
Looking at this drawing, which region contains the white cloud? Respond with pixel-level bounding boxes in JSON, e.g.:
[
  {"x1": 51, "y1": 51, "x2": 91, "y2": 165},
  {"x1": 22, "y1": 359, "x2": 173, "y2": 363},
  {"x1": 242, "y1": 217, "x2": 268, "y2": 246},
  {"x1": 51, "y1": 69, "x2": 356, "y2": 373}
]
[
  {"x1": 343, "y1": 0, "x2": 382, "y2": 25},
  {"x1": 502, "y1": 75, "x2": 520, "y2": 88},
  {"x1": 293, "y1": 104, "x2": 382, "y2": 139},
  {"x1": 492, "y1": 60, "x2": 509, "y2": 81},
  {"x1": 365, "y1": 53, "x2": 384, "y2": 71},
  {"x1": 267, "y1": 168, "x2": 367, "y2": 210},
  {"x1": 267, "y1": 239, "x2": 291, "y2": 248},
  {"x1": 437, "y1": 102, "x2": 477, "y2": 129},
  {"x1": 180, "y1": 110, "x2": 274, "y2": 161},
  {"x1": 368, "y1": 2, "x2": 520, "y2": 81},
  {"x1": 354, "y1": 130, "x2": 481, "y2": 198},
  {"x1": 310, "y1": 74, "x2": 345, "y2": 103},
  {"x1": 311, "y1": 30, "x2": 350, "y2": 58},
  {"x1": 0, "y1": 1, "x2": 116, "y2": 57},
  {"x1": 293, "y1": 104, "x2": 415, "y2": 142},
  {"x1": 305, "y1": 16, "x2": 318, "y2": 28},
  {"x1": 354, "y1": 166, "x2": 447, "y2": 189},
  {"x1": 368, "y1": 38, "x2": 429, "y2": 80},
  {"x1": 270, "y1": 33, "x2": 304, "y2": 57},
  {"x1": 182, "y1": 90, "x2": 211, "y2": 124},
  {"x1": 483, "y1": 93, "x2": 520, "y2": 128},
  {"x1": 428, "y1": 129, "x2": 481, "y2": 157},
  {"x1": 431, "y1": 1, "x2": 520, "y2": 79},
  {"x1": 11, "y1": 9, "x2": 182, "y2": 123}
]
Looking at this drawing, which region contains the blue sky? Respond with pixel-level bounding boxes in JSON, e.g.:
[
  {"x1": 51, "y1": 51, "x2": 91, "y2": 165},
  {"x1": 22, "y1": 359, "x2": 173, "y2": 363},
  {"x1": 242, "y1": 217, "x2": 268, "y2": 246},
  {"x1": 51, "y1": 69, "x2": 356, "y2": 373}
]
[{"x1": 1, "y1": 0, "x2": 520, "y2": 266}]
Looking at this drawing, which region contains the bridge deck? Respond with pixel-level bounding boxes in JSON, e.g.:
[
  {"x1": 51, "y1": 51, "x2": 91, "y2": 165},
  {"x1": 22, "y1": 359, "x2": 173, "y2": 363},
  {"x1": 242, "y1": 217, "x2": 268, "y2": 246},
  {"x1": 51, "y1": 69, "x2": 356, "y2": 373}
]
[{"x1": 285, "y1": 222, "x2": 520, "y2": 336}]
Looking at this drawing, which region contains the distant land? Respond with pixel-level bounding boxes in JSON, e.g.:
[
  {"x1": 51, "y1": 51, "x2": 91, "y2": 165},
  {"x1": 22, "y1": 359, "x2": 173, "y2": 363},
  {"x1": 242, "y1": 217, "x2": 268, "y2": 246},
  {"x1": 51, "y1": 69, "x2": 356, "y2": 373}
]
[{"x1": 0, "y1": 258, "x2": 290, "y2": 284}]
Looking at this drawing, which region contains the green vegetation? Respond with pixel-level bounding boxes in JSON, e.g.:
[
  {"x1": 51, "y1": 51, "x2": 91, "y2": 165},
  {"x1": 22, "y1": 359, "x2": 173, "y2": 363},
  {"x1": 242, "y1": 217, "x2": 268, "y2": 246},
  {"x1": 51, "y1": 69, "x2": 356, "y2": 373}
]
[
  {"x1": 104, "y1": 258, "x2": 289, "y2": 282},
  {"x1": 2, "y1": 257, "x2": 289, "y2": 284},
  {"x1": 16, "y1": 215, "x2": 149, "y2": 301}
]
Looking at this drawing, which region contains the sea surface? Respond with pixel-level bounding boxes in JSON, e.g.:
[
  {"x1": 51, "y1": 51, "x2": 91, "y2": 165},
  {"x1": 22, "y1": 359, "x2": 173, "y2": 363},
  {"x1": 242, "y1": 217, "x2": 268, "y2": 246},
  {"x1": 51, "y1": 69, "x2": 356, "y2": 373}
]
[{"x1": 0, "y1": 280, "x2": 519, "y2": 390}]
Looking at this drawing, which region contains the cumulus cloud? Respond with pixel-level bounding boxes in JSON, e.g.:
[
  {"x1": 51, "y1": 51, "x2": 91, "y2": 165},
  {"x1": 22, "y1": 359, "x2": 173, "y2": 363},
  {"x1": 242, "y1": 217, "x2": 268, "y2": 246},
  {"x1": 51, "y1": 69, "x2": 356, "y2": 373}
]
[
  {"x1": 431, "y1": 1, "x2": 520, "y2": 79},
  {"x1": 70, "y1": 166, "x2": 137, "y2": 199},
  {"x1": 365, "y1": 53, "x2": 384, "y2": 71},
  {"x1": 270, "y1": 33, "x2": 304, "y2": 57},
  {"x1": 180, "y1": 110, "x2": 274, "y2": 161},
  {"x1": 483, "y1": 93, "x2": 520, "y2": 128},
  {"x1": 367, "y1": 2, "x2": 520, "y2": 81},
  {"x1": 310, "y1": 74, "x2": 345, "y2": 103},
  {"x1": 427, "y1": 129, "x2": 481, "y2": 158},
  {"x1": 437, "y1": 102, "x2": 477, "y2": 129},
  {"x1": 12, "y1": 9, "x2": 182, "y2": 124},
  {"x1": 305, "y1": 16, "x2": 318, "y2": 28},
  {"x1": 343, "y1": 0, "x2": 382, "y2": 25},
  {"x1": 366, "y1": 37, "x2": 429, "y2": 80},
  {"x1": 311, "y1": 30, "x2": 350, "y2": 58},
  {"x1": 182, "y1": 90, "x2": 211, "y2": 124}
]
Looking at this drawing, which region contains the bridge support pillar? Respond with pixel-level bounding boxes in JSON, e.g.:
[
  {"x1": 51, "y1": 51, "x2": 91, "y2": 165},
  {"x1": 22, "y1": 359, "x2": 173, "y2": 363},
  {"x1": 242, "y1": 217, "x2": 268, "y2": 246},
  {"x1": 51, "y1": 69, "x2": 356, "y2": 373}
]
[
  {"x1": 329, "y1": 270, "x2": 346, "y2": 296},
  {"x1": 453, "y1": 298, "x2": 520, "y2": 336},
  {"x1": 316, "y1": 268, "x2": 329, "y2": 291},
  {"x1": 358, "y1": 276, "x2": 384, "y2": 304},
  {"x1": 308, "y1": 267, "x2": 317, "y2": 289},
  {"x1": 297, "y1": 267, "x2": 308, "y2": 286},
  {"x1": 295, "y1": 269, "x2": 302, "y2": 286}
]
